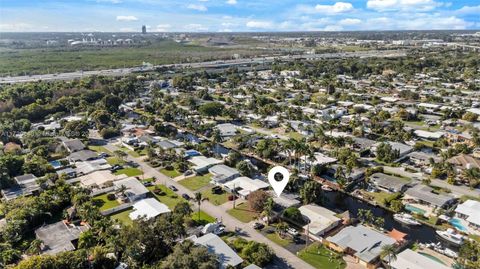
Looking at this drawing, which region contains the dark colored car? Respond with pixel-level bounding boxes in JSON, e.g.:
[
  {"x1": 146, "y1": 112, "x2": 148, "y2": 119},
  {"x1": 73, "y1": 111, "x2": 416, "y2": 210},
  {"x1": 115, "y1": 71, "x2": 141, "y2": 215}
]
[
  {"x1": 169, "y1": 185, "x2": 178, "y2": 191},
  {"x1": 253, "y1": 222, "x2": 264, "y2": 230},
  {"x1": 182, "y1": 193, "x2": 191, "y2": 200}
]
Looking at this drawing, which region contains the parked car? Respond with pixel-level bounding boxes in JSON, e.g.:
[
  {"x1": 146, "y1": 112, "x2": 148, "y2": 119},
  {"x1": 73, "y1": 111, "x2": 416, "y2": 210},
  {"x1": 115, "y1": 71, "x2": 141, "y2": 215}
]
[
  {"x1": 169, "y1": 185, "x2": 178, "y2": 191},
  {"x1": 182, "y1": 193, "x2": 191, "y2": 200},
  {"x1": 110, "y1": 164, "x2": 123, "y2": 172},
  {"x1": 143, "y1": 181, "x2": 153, "y2": 187},
  {"x1": 184, "y1": 170, "x2": 193, "y2": 176},
  {"x1": 287, "y1": 228, "x2": 299, "y2": 237},
  {"x1": 212, "y1": 186, "x2": 223, "y2": 194},
  {"x1": 99, "y1": 152, "x2": 109, "y2": 158},
  {"x1": 253, "y1": 222, "x2": 264, "y2": 230}
]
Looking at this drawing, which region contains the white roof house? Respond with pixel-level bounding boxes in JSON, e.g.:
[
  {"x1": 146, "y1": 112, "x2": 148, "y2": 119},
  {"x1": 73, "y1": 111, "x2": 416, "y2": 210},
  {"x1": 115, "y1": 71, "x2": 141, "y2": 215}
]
[
  {"x1": 129, "y1": 198, "x2": 171, "y2": 220},
  {"x1": 192, "y1": 233, "x2": 243, "y2": 269},
  {"x1": 209, "y1": 164, "x2": 240, "y2": 184},
  {"x1": 223, "y1": 176, "x2": 269, "y2": 198},
  {"x1": 455, "y1": 199, "x2": 480, "y2": 227},
  {"x1": 114, "y1": 177, "x2": 149, "y2": 202},
  {"x1": 299, "y1": 204, "x2": 342, "y2": 237},
  {"x1": 413, "y1": 130, "x2": 444, "y2": 140},
  {"x1": 188, "y1": 156, "x2": 223, "y2": 172},
  {"x1": 215, "y1": 123, "x2": 239, "y2": 138},
  {"x1": 389, "y1": 249, "x2": 450, "y2": 269}
]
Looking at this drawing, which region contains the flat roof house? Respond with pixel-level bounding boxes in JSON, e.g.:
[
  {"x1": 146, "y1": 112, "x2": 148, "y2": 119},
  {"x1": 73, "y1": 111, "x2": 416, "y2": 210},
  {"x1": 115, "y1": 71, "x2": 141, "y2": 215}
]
[
  {"x1": 62, "y1": 139, "x2": 86, "y2": 153},
  {"x1": 455, "y1": 199, "x2": 480, "y2": 230},
  {"x1": 369, "y1": 173, "x2": 409, "y2": 193},
  {"x1": 188, "y1": 156, "x2": 223, "y2": 173},
  {"x1": 299, "y1": 204, "x2": 342, "y2": 239},
  {"x1": 326, "y1": 225, "x2": 396, "y2": 269},
  {"x1": 389, "y1": 249, "x2": 450, "y2": 269},
  {"x1": 129, "y1": 198, "x2": 171, "y2": 220},
  {"x1": 68, "y1": 150, "x2": 98, "y2": 163},
  {"x1": 223, "y1": 176, "x2": 269, "y2": 199},
  {"x1": 114, "y1": 177, "x2": 149, "y2": 203},
  {"x1": 35, "y1": 221, "x2": 89, "y2": 254},
  {"x1": 192, "y1": 233, "x2": 243, "y2": 269},
  {"x1": 404, "y1": 184, "x2": 455, "y2": 210},
  {"x1": 209, "y1": 164, "x2": 240, "y2": 184},
  {"x1": 1, "y1": 174, "x2": 40, "y2": 201},
  {"x1": 215, "y1": 123, "x2": 239, "y2": 138}
]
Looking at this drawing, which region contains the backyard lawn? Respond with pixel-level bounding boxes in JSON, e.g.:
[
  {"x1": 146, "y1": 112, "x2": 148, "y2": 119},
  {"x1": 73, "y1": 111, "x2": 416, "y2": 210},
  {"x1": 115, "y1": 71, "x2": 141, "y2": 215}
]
[
  {"x1": 201, "y1": 188, "x2": 230, "y2": 205},
  {"x1": 93, "y1": 193, "x2": 120, "y2": 211},
  {"x1": 179, "y1": 174, "x2": 212, "y2": 191},
  {"x1": 114, "y1": 168, "x2": 143, "y2": 177},
  {"x1": 160, "y1": 168, "x2": 182, "y2": 178},
  {"x1": 298, "y1": 242, "x2": 346, "y2": 269},
  {"x1": 227, "y1": 202, "x2": 259, "y2": 223},
  {"x1": 192, "y1": 210, "x2": 216, "y2": 225},
  {"x1": 148, "y1": 184, "x2": 186, "y2": 209},
  {"x1": 111, "y1": 209, "x2": 133, "y2": 226},
  {"x1": 107, "y1": 157, "x2": 125, "y2": 166},
  {"x1": 119, "y1": 146, "x2": 141, "y2": 157}
]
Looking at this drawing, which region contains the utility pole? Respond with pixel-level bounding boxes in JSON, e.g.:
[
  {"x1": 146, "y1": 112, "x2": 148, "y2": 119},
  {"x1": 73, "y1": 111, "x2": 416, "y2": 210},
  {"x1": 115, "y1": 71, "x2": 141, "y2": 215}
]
[
  {"x1": 305, "y1": 223, "x2": 309, "y2": 249},
  {"x1": 232, "y1": 183, "x2": 236, "y2": 209}
]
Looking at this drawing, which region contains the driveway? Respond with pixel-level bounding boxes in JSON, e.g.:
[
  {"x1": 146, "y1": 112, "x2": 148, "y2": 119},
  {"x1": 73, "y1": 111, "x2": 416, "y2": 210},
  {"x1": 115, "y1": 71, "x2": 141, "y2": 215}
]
[{"x1": 105, "y1": 142, "x2": 314, "y2": 269}]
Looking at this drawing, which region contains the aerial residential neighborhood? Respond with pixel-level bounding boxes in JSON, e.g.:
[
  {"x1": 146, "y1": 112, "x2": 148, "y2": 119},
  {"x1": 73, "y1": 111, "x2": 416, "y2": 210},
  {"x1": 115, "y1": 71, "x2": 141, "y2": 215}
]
[{"x1": 1, "y1": 1, "x2": 480, "y2": 269}]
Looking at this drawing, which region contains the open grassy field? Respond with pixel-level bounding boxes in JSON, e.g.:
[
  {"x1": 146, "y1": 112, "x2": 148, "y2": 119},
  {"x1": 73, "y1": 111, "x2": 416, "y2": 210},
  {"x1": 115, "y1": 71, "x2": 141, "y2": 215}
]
[
  {"x1": 0, "y1": 40, "x2": 266, "y2": 76},
  {"x1": 178, "y1": 174, "x2": 212, "y2": 191},
  {"x1": 114, "y1": 168, "x2": 143, "y2": 177},
  {"x1": 148, "y1": 184, "x2": 186, "y2": 209},
  {"x1": 93, "y1": 193, "x2": 120, "y2": 211},
  {"x1": 111, "y1": 209, "x2": 134, "y2": 225},
  {"x1": 201, "y1": 187, "x2": 230, "y2": 205},
  {"x1": 160, "y1": 168, "x2": 182, "y2": 178}
]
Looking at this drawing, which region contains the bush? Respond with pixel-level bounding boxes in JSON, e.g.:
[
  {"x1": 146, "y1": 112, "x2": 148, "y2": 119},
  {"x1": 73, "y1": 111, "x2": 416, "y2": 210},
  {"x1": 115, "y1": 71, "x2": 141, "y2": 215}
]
[
  {"x1": 283, "y1": 207, "x2": 304, "y2": 224},
  {"x1": 106, "y1": 193, "x2": 116, "y2": 201}
]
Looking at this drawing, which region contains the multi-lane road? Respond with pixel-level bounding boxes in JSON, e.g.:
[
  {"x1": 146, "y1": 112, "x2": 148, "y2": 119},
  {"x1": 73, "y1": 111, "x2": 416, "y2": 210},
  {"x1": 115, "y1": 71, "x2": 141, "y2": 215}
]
[{"x1": 0, "y1": 50, "x2": 407, "y2": 84}]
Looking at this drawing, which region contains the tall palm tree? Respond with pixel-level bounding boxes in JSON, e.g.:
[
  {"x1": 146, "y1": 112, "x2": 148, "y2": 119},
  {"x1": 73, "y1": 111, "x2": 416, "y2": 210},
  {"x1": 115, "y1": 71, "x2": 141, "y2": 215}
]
[
  {"x1": 194, "y1": 192, "x2": 203, "y2": 219},
  {"x1": 262, "y1": 198, "x2": 274, "y2": 225},
  {"x1": 380, "y1": 244, "x2": 397, "y2": 269}
]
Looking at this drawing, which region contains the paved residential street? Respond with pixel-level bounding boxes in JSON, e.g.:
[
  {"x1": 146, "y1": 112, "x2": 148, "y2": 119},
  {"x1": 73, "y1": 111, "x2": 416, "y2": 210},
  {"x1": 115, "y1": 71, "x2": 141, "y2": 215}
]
[{"x1": 104, "y1": 142, "x2": 315, "y2": 269}]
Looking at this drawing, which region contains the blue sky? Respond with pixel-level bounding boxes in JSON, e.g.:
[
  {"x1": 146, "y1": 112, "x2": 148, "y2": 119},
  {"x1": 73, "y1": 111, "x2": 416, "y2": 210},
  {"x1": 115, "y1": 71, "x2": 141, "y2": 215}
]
[{"x1": 0, "y1": 0, "x2": 479, "y2": 32}]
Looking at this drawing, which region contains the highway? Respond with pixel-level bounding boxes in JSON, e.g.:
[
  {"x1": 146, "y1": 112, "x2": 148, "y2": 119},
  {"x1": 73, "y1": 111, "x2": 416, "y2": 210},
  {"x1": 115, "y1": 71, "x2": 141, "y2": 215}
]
[{"x1": 0, "y1": 50, "x2": 407, "y2": 84}]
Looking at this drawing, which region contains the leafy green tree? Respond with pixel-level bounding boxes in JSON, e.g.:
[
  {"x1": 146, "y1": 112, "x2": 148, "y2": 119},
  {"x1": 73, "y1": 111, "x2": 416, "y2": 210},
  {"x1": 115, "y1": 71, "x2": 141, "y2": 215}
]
[
  {"x1": 198, "y1": 102, "x2": 225, "y2": 119},
  {"x1": 62, "y1": 120, "x2": 89, "y2": 138},
  {"x1": 300, "y1": 181, "x2": 320, "y2": 205},
  {"x1": 159, "y1": 240, "x2": 218, "y2": 269},
  {"x1": 380, "y1": 244, "x2": 397, "y2": 269}
]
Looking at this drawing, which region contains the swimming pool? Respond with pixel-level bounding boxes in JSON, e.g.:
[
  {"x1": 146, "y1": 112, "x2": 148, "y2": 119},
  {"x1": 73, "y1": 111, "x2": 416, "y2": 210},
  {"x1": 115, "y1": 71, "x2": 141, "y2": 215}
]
[
  {"x1": 449, "y1": 218, "x2": 468, "y2": 232},
  {"x1": 418, "y1": 252, "x2": 446, "y2": 265},
  {"x1": 49, "y1": 160, "x2": 62, "y2": 169},
  {"x1": 405, "y1": 204, "x2": 426, "y2": 215}
]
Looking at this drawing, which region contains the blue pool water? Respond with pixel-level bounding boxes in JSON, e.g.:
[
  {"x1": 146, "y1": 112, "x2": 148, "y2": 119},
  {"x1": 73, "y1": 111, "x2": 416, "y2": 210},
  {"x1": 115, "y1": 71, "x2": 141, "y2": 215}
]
[
  {"x1": 405, "y1": 204, "x2": 426, "y2": 215},
  {"x1": 49, "y1": 160, "x2": 62, "y2": 169},
  {"x1": 449, "y1": 218, "x2": 468, "y2": 232}
]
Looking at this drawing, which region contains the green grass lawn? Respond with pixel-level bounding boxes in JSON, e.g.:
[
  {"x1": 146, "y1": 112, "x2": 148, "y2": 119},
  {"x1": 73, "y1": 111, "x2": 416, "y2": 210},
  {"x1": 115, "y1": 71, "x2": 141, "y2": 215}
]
[
  {"x1": 288, "y1": 131, "x2": 304, "y2": 141},
  {"x1": 119, "y1": 146, "x2": 141, "y2": 158},
  {"x1": 178, "y1": 174, "x2": 212, "y2": 191},
  {"x1": 265, "y1": 231, "x2": 293, "y2": 247},
  {"x1": 160, "y1": 168, "x2": 182, "y2": 178},
  {"x1": 298, "y1": 242, "x2": 346, "y2": 269},
  {"x1": 361, "y1": 190, "x2": 398, "y2": 206},
  {"x1": 227, "y1": 202, "x2": 259, "y2": 223},
  {"x1": 89, "y1": 145, "x2": 113, "y2": 155},
  {"x1": 192, "y1": 210, "x2": 216, "y2": 225},
  {"x1": 111, "y1": 209, "x2": 133, "y2": 225},
  {"x1": 148, "y1": 184, "x2": 186, "y2": 209},
  {"x1": 93, "y1": 193, "x2": 120, "y2": 211},
  {"x1": 106, "y1": 157, "x2": 125, "y2": 166},
  {"x1": 114, "y1": 168, "x2": 143, "y2": 177},
  {"x1": 201, "y1": 188, "x2": 230, "y2": 205}
]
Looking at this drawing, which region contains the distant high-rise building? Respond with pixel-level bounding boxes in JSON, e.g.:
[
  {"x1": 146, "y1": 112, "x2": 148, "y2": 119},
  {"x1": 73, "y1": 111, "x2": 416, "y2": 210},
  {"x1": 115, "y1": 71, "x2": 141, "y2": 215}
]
[{"x1": 142, "y1": 25, "x2": 147, "y2": 34}]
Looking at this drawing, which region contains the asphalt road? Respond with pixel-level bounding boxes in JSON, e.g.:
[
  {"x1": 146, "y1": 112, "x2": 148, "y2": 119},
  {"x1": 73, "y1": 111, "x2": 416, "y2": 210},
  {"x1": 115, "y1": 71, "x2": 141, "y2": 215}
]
[
  {"x1": 103, "y1": 142, "x2": 315, "y2": 269},
  {"x1": 0, "y1": 50, "x2": 407, "y2": 84}
]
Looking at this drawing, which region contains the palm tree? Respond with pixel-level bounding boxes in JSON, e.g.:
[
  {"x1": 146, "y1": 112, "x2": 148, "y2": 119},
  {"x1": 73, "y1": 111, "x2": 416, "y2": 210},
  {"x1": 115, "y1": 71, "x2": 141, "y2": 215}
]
[
  {"x1": 194, "y1": 192, "x2": 203, "y2": 219},
  {"x1": 380, "y1": 244, "x2": 397, "y2": 269},
  {"x1": 262, "y1": 198, "x2": 274, "y2": 225},
  {"x1": 275, "y1": 222, "x2": 289, "y2": 238}
]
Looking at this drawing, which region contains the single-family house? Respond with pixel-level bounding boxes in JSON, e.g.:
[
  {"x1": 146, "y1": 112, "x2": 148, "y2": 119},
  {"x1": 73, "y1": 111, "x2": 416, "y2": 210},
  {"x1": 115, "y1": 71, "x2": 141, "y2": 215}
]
[
  {"x1": 223, "y1": 177, "x2": 269, "y2": 199},
  {"x1": 299, "y1": 204, "x2": 342, "y2": 239},
  {"x1": 114, "y1": 177, "x2": 149, "y2": 203},
  {"x1": 35, "y1": 221, "x2": 89, "y2": 254},
  {"x1": 215, "y1": 123, "x2": 239, "y2": 138},
  {"x1": 188, "y1": 156, "x2": 223, "y2": 173},
  {"x1": 455, "y1": 199, "x2": 480, "y2": 230},
  {"x1": 326, "y1": 225, "x2": 396, "y2": 269},
  {"x1": 403, "y1": 184, "x2": 455, "y2": 211},
  {"x1": 209, "y1": 164, "x2": 240, "y2": 184},
  {"x1": 68, "y1": 150, "x2": 98, "y2": 163},
  {"x1": 388, "y1": 249, "x2": 450, "y2": 269},
  {"x1": 192, "y1": 233, "x2": 244, "y2": 269},
  {"x1": 1, "y1": 174, "x2": 40, "y2": 201},
  {"x1": 129, "y1": 198, "x2": 171, "y2": 220},
  {"x1": 62, "y1": 139, "x2": 86, "y2": 153},
  {"x1": 369, "y1": 173, "x2": 409, "y2": 193}
]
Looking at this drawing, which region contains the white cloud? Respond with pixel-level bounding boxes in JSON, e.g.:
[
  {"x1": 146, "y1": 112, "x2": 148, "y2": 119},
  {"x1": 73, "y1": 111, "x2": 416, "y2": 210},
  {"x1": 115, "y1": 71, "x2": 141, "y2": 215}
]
[
  {"x1": 246, "y1": 20, "x2": 273, "y2": 29},
  {"x1": 323, "y1": 25, "x2": 344, "y2": 31},
  {"x1": 184, "y1": 23, "x2": 208, "y2": 31},
  {"x1": 367, "y1": 0, "x2": 441, "y2": 11},
  {"x1": 456, "y1": 5, "x2": 480, "y2": 14},
  {"x1": 0, "y1": 22, "x2": 34, "y2": 31},
  {"x1": 116, "y1": 15, "x2": 138, "y2": 21},
  {"x1": 363, "y1": 15, "x2": 470, "y2": 30},
  {"x1": 96, "y1": 0, "x2": 122, "y2": 3},
  {"x1": 187, "y1": 4, "x2": 207, "y2": 11},
  {"x1": 226, "y1": 0, "x2": 237, "y2": 5},
  {"x1": 339, "y1": 18, "x2": 362, "y2": 25},
  {"x1": 314, "y1": 2, "x2": 354, "y2": 14}
]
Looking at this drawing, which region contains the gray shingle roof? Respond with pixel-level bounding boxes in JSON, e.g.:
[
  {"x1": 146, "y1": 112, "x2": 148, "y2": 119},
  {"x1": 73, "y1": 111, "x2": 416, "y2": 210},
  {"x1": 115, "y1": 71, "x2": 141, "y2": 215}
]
[{"x1": 405, "y1": 184, "x2": 454, "y2": 208}]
